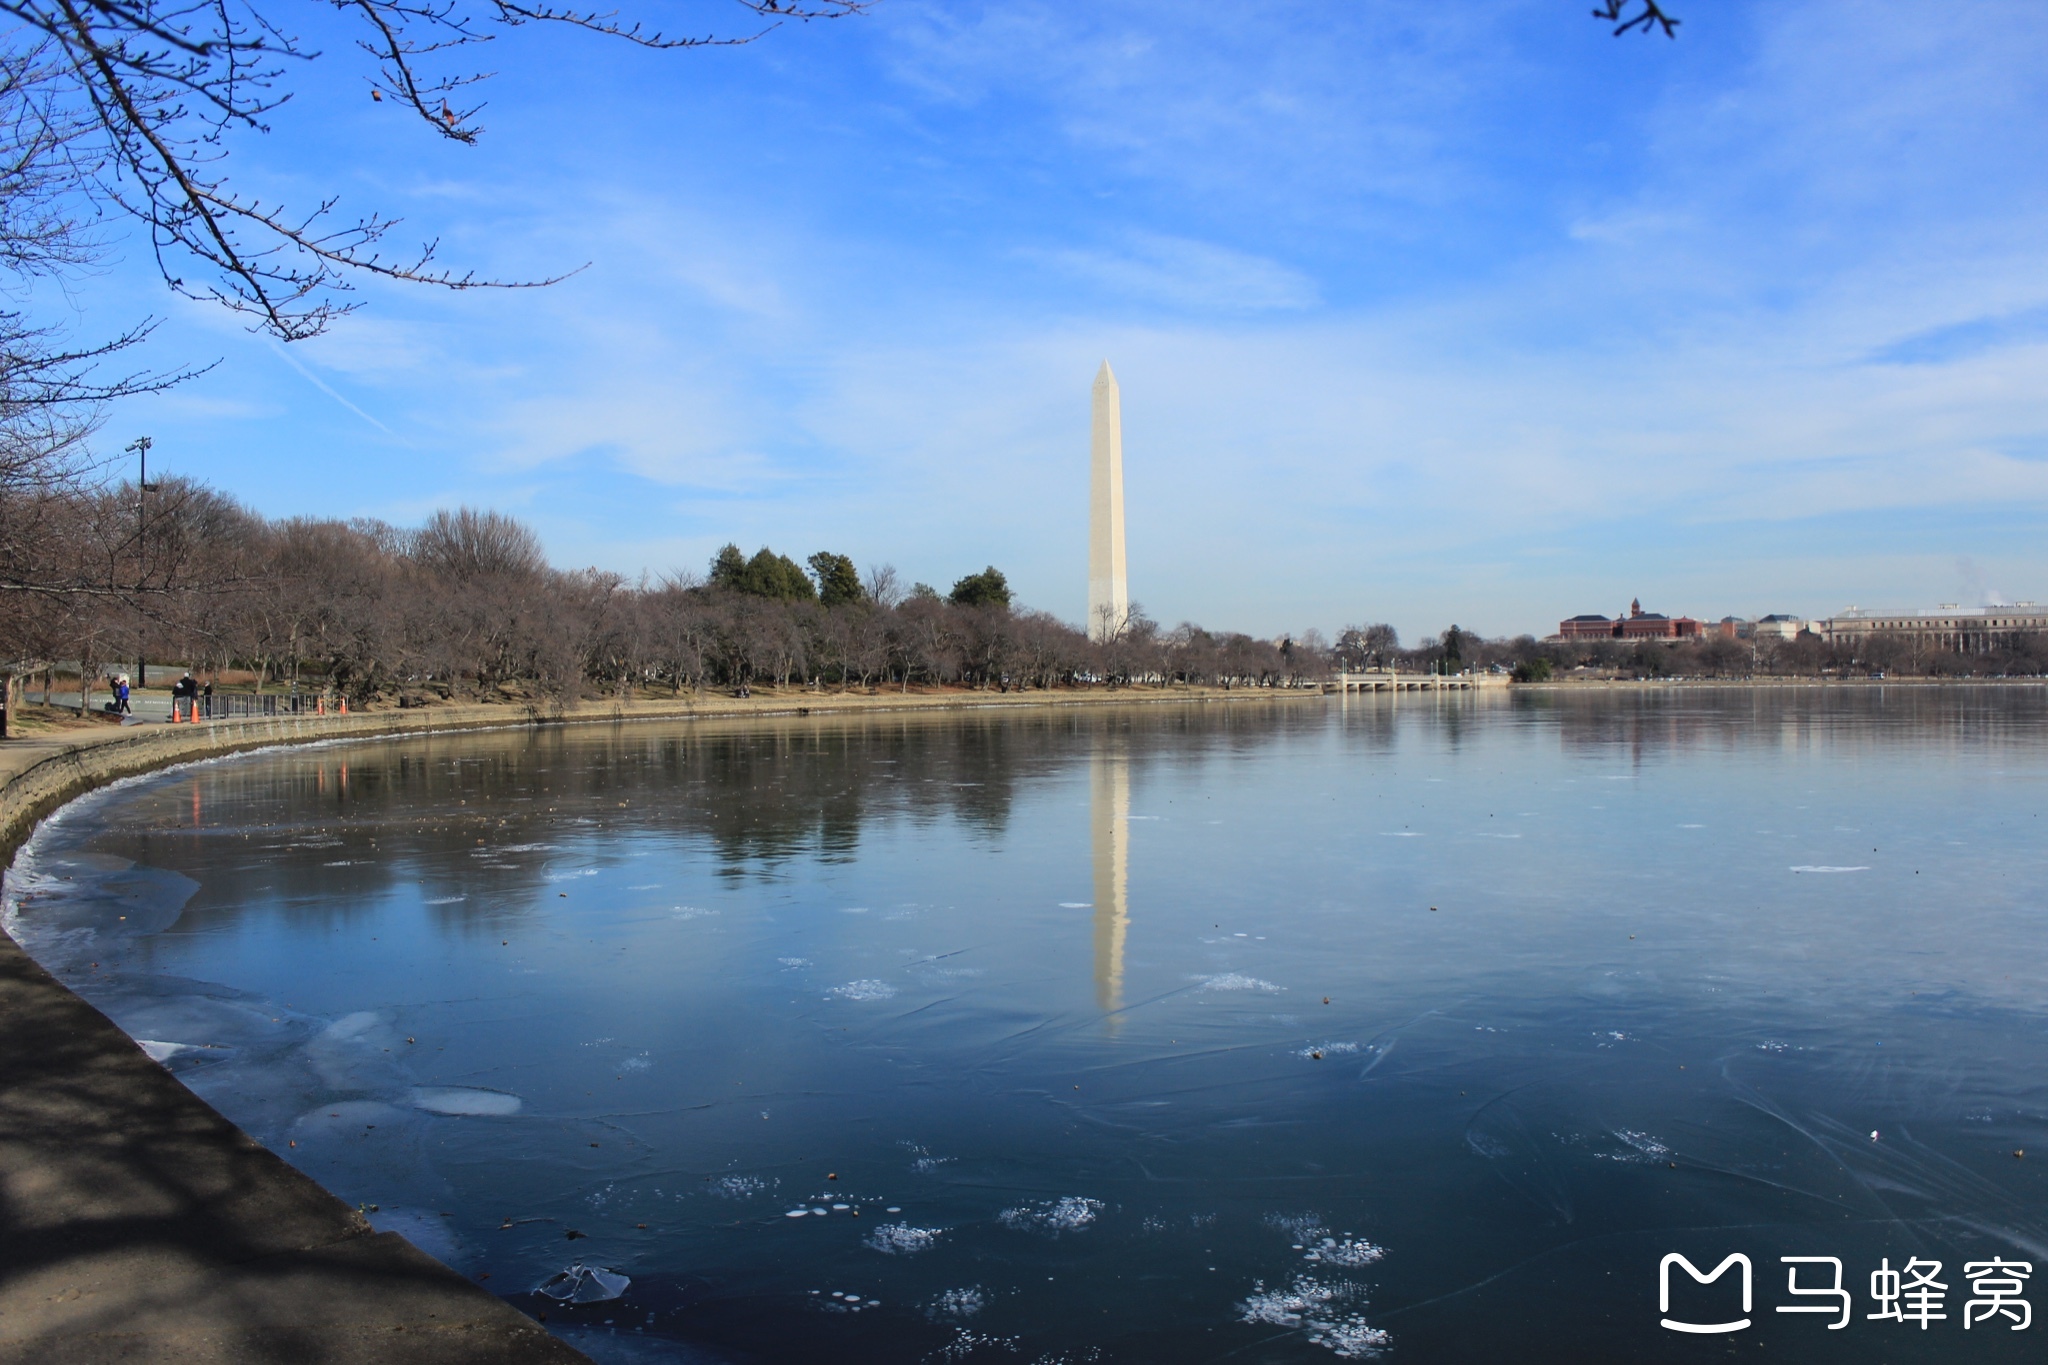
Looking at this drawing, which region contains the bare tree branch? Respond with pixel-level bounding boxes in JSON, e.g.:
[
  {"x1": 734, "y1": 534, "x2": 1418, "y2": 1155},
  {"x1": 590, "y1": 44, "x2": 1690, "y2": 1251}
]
[
  {"x1": 1591, "y1": 1, "x2": 1680, "y2": 39},
  {"x1": 0, "y1": 0, "x2": 870, "y2": 338}
]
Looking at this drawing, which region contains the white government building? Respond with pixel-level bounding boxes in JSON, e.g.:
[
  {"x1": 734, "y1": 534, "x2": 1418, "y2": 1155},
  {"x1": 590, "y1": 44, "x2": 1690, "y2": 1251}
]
[{"x1": 1820, "y1": 603, "x2": 2048, "y2": 653}]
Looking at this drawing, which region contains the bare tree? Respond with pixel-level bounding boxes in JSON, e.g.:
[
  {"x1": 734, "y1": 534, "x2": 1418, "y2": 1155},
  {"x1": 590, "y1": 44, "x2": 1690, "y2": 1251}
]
[
  {"x1": 0, "y1": 0, "x2": 870, "y2": 339},
  {"x1": 864, "y1": 562, "x2": 902, "y2": 610}
]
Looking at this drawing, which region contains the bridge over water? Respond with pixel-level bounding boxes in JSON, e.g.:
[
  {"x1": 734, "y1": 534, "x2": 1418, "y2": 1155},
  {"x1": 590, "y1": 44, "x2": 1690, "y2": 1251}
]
[{"x1": 1330, "y1": 670, "x2": 1511, "y2": 694}]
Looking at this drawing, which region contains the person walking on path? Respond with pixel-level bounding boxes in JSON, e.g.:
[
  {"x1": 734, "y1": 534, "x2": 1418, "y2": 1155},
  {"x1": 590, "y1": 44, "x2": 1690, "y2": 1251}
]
[{"x1": 114, "y1": 675, "x2": 131, "y2": 716}]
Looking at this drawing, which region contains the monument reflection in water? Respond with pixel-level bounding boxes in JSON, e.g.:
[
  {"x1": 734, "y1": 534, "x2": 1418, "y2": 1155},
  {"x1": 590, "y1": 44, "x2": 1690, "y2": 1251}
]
[
  {"x1": 10, "y1": 690, "x2": 2048, "y2": 1364},
  {"x1": 1092, "y1": 739, "x2": 1129, "y2": 1019}
]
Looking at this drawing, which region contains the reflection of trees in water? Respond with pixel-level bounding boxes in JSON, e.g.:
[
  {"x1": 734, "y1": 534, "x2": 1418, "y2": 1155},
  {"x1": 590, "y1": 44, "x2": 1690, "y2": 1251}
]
[
  {"x1": 653, "y1": 718, "x2": 1032, "y2": 873},
  {"x1": 1532, "y1": 686, "x2": 2048, "y2": 765},
  {"x1": 84, "y1": 705, "x2": 1345, "y2": 931}
]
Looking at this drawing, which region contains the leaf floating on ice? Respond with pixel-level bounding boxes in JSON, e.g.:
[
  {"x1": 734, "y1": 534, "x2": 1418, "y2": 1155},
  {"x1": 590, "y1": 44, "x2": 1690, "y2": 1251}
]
[{"x1": 535, "y1": 1263, "x2": 630, "y2": 1303}]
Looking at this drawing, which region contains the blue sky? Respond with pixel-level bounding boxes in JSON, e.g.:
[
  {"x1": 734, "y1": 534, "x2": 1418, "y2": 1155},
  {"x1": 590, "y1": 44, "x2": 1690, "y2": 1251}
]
[{"x1": 53, "y1": 0, "x2": 2048, "y2": 640}]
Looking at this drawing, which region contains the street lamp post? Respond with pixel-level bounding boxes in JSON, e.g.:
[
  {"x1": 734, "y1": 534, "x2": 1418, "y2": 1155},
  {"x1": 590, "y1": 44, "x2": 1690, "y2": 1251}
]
[{"x1": 126, "y1": 437, "x2": 157, "y2": 689}]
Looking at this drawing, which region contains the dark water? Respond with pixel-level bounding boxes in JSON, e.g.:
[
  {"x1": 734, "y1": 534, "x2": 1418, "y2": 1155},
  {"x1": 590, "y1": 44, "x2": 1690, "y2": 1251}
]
[{"x1": 9, "y1": 690, "x2": 2048, "y2": 1363}]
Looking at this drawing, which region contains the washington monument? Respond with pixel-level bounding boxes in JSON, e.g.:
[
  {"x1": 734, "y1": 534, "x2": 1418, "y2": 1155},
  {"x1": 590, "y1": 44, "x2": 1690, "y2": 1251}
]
[{"x1": 1089, "y1": 360, "x2": 1129, "y2": 643}]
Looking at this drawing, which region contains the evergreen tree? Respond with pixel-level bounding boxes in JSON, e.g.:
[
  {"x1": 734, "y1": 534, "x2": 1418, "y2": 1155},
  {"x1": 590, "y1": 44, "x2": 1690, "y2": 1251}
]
[
  {"x1": 712, "y1": 544, "x2": 816, "y2": 600},
  {"x1": 742, "y1": 548, "x2": 817, "y2": 601},
  {"x1": 1442, "y1": 624, "x2": 1467, "y2": 671},
  {"x1": 949, "y1": 566, "x2": 1012, "y2": 610},
  {"x1": 808, "y1": 552, "x2": 865, "y2": 608},
  {"x1": 710, "y1": 543, "x2": 748, "y2": 590}
]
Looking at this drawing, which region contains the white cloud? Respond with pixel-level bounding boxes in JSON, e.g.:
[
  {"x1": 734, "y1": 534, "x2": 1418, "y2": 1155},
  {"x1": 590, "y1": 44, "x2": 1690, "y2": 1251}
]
[{"x1": 1024, "y1": 233, "x2": 1318, "y2": 311}]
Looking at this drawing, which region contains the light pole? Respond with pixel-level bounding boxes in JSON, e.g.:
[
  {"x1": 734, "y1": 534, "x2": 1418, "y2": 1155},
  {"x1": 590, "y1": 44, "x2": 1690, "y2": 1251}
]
[{"x1": 125, "y1": 437, "x2": 157, "y2": 689}]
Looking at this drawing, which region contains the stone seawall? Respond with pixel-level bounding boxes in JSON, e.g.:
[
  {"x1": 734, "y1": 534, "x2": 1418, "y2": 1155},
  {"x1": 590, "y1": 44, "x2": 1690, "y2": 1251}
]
[{"x1": 0, "y1": 707, "x2": 525, "y2": 860}]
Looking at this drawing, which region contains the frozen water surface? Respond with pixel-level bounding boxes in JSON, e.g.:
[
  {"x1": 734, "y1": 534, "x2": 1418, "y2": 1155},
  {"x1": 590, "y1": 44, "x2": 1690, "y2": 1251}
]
[{"x1": 7, "y1": 692, "x2": 2048, "y2": 1362}]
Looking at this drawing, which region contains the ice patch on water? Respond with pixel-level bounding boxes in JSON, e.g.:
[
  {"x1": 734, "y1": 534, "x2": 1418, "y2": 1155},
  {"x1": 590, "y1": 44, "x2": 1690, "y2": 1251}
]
[
  {"x1": 935, "y1": 1327, "x2": 1021, "y2": 1360},
  {"x1": 712, "y1": 1175, "x2": 769, "y2": 1198},
  {"x1": 1266, "y1": 1212, "x2": 1330, "y2": 1242},
  {"x1": 1240, "y1": 1277, "x2": 1388, "y2": 1358},
  {"x1": 1465, "y1": 1131, "x2": 1511, "y2": 1159},
  {"x1": 1295, "y1": 1042, "x2": 1359, "y2": 1060},
  {"x1": 620, "y1": 1054, "x2": 652, "y2": 1071},
  {"x1": 1789, "y1": 866, "x2": 1869, "y2": 873},
  {"x1": 828, "y1": 980, "x2": 896, "y2": 1002},
  {"x1": 1058, "y1": 902, "x2": 1092, "y2": 909},
  {"x1": 137, "y1": 1039, "x2": 194, "y2": 1062},
  {"x1": 322, "y1": 1011, "x2": 385, "y2": 1043},
  {"x1": 1196, "y1": 974, "x2": 1283, "y2": 993},
  {"x1": 998, "y1": 1195, "x2": 1102, "y2": 1235},
  {"x1": 1378, "y1": 832, "x2": 1423, "y2": 838},
  {"x1": 913, "y1": 964, "x2": 985, "y2": 983},
  {"x1": 422, "y1": 895, "x2": 466, "y2": 905},
  {"x1": 545, "y1": 867, "x2": 601, "y2": 882},
  {"x1": 535, "y1": 1263, "x2": 630, "y2": 1303},
  {"x1": 865, "y1": 1222, "x2": 943, "y2": 1254},
  {"x1": 368, "y1": 1207, "x2": 462, "y2": 1266},
  {"x1": 1597, "y1": 1129, "x2": 1671, "y2": 1163},
  {"x1": 839, "y1": 906, "x2": 870, "y2": 915},
  {"x1": 777, "y1": 957, "x2": 810, "y2": 968},
  {"x1": 927, "y1": 1286, "x2": 987, "y2": 1320},
  {"x1": 912, "y1": 1155, "x2": 955, "y2": 1173},
  {"x1": 408, "y1": 1086, "x2": 522, "y2": 1116},
  {"x1": 671, "y1": 906, "x2": 716, "y2": 920},
  {"x1": 1304, "y1": 1236, "x2": 1387, "y2": 1269}
]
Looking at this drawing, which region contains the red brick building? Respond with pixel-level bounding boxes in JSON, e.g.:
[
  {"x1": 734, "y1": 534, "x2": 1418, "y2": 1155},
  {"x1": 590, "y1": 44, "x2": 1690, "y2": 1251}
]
[{"x1": 1558, "y1": 598, "x2": 1704, "y2": 641}]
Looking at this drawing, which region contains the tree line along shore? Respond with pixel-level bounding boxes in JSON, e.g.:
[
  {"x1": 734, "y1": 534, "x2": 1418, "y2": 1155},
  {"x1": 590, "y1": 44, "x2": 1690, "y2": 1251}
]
[{"x1": 6, "y1": 484, "x2": 2042, "y2": 726}]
